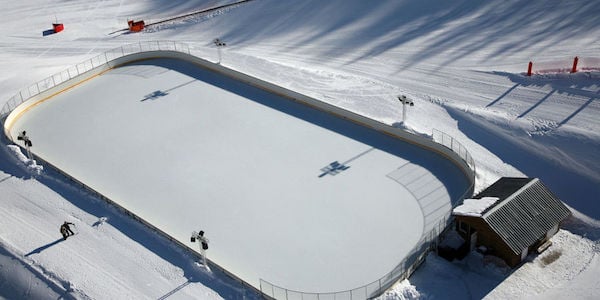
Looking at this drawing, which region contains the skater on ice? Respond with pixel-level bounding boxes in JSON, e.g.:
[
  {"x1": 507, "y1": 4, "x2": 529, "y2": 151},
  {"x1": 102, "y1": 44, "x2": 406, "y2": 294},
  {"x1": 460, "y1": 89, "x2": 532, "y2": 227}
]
[{"x1": 60, "y1": 221, "x2": 75, "y2": 240}]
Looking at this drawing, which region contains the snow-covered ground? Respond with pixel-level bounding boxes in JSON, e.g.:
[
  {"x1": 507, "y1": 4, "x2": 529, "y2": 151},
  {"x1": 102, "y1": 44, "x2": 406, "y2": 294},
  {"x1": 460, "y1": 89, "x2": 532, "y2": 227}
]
[{"x1": 1, "y1": 0, "x2": 599, "y2": 299}]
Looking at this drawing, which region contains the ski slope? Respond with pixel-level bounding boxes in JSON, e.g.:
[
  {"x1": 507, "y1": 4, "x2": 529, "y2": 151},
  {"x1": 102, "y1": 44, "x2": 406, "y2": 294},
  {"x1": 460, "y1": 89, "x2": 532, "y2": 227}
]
[{"x1": 1, "y1": 0, "x2": 599, "y2": 299}]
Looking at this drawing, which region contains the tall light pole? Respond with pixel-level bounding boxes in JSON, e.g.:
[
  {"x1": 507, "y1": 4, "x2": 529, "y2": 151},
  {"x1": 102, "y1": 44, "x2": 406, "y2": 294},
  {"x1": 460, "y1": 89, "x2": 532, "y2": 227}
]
[
  {"x1": 17, "y1": 130, "x2": 33, "y2": 160},
  {"x1": 191, "y1": 230, "x2": 209, "y2": 269},
  {"x1": 213, "y1": 38, "x2": 226, "y2": 64},
  {"x1": 397, "y1": 95, "x2": 414, "y2": 123}
]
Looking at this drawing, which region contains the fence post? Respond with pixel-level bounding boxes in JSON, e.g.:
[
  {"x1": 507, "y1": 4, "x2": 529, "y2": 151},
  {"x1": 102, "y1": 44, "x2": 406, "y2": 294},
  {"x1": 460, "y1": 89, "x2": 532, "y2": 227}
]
[
  {"x1": 527, "y1": 61, "x2": 533, "y2": 76},
  {"x1": 571, "y1": 56, "x2": 579, "y2": 73}
]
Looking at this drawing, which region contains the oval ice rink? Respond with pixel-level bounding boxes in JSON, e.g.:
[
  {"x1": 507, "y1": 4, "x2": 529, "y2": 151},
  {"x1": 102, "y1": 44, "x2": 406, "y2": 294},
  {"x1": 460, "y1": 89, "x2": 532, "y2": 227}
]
[{"x1": 8, "y1": 58, "x2": 470, "y2": 293}]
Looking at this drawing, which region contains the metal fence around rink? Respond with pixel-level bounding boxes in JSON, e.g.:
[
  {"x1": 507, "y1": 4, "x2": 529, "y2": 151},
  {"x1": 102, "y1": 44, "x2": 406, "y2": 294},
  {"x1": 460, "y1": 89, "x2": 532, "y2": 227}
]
[
  {"x1": 259, "y1": 222, "x2": 445, "y2": 300},
  {"x1": 1, "y1": 41, "x2": 477, "y2": 300},
  {"x1": 0, "y1": 41, "x2": 190, "y2": 118},
  {"x1": 432, "y1": 129, "x2": 476, "y2": 182}
]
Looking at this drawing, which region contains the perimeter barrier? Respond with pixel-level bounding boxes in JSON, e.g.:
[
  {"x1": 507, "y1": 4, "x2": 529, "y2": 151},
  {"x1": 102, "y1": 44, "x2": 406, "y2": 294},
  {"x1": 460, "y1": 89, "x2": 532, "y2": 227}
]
[
  {"x1": 0, "y1": 41, "x2": 190, "y2": 120},
  {"x1": 2, "y1": 41, "x2": 477, "y2": 299},
  {"x1": 432, "y1": 129, "x2": 476, "y2": 179}
]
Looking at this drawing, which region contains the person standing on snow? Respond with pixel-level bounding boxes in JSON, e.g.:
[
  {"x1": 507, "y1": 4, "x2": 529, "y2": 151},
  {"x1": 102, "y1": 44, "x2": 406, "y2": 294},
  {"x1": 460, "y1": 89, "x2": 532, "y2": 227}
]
[{"x1": 60, "y1": 221, "x2": 75, "y2": 240}]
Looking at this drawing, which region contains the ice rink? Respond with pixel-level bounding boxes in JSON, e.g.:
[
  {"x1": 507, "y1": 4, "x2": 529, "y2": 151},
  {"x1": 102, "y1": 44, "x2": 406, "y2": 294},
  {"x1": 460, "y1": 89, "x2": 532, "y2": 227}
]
[{"x1": 8, "y1": 58, "x2": 470, "y2": 293}]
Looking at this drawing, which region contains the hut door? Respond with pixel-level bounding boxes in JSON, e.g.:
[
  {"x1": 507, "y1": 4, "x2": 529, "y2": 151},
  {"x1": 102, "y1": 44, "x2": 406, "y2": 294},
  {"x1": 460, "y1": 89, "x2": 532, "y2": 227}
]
[{"x1": 469, "y1": 231, "x2": 478, "y2": 251}]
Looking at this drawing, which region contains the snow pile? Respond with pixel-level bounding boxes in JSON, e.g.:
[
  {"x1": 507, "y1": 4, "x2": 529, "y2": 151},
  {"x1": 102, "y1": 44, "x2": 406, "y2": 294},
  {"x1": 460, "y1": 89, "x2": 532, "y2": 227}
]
[
  {"x1": 6, "y1": 145, "x2": 43, "y2": 175},
  {"x1": 377, "y1": 280, "x2": 421, "y2": 300},
  {"x1": 453, "y1": 197, "x2": 499, "y2": 217},
  {"x1": 486, "y1": 230, "x2": 599, "y2": 299},
  {"x1": 406, "y1": 230, "x2": 599, "y2": 299}
]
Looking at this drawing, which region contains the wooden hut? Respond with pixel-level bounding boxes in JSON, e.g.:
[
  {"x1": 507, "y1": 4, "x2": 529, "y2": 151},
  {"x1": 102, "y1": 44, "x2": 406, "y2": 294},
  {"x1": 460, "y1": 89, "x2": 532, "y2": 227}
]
[{"x1": 452, "y1": 177, "x2": 571, "y2": 267}]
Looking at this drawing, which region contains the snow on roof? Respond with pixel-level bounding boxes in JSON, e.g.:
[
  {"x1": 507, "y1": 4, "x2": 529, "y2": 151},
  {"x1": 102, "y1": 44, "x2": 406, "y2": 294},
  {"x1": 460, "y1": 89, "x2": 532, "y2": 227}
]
[{"x1": 453, "y1": 197, "x2": 499, "y2": 217}]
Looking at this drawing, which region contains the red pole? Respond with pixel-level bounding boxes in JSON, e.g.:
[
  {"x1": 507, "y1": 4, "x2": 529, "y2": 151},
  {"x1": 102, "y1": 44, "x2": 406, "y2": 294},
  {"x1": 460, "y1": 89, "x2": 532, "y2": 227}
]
[
  {"x1": 571, "y1": 56, "x2": 579, "y2": 73},
  {"x1": 527, "y1": 61, "x2": 533, "y2": 76}
]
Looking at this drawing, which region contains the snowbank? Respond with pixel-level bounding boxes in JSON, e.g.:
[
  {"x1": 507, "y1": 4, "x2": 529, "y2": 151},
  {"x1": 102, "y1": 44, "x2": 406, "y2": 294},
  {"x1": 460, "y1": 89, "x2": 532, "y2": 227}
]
[{"x1": 6, "y1": 145, "x2": 43, "y2": 174}]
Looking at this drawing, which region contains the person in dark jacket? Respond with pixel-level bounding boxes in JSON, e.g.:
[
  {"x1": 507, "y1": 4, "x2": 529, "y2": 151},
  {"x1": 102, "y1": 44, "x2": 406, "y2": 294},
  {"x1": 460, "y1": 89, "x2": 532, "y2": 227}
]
[{"x1": 60, "y1": 222, "x2": 75, "y2": 240}]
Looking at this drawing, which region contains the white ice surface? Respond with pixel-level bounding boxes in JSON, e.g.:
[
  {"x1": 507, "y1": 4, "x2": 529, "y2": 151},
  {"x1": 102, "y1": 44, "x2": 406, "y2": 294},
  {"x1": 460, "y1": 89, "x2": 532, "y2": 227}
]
[{"x1": 8, "y1": 58, "x2": 469, "y2": 292}]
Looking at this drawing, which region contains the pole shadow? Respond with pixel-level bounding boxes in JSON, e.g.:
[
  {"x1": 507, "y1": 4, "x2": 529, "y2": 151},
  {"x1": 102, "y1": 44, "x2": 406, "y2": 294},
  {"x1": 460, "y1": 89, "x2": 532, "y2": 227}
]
[
  {"x1": 518, "y1": 89, "x2": 555, "y2": 118},
  {"x1": 445, "y1": 106, "x2": 600, "y2": 220},
  {"x1": 559, "y1": 97, "x2": 596, "y2": 126},
  {"x1": 486, "y1": 83, "x2": 519, "y2": 107},
  {"x1": 157, "y1": 279, "x2": 191, "y2": 300},
  {"x1": 140, "y1": 79, "x2": 196, "y2": 102}
]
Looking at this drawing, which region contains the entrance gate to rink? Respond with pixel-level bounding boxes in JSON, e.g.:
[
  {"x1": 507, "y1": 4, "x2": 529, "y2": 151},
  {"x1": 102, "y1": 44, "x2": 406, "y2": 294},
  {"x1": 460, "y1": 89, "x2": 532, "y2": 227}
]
[{"x1": 1, "y1": 41, "x2": 476, "y2": 300}]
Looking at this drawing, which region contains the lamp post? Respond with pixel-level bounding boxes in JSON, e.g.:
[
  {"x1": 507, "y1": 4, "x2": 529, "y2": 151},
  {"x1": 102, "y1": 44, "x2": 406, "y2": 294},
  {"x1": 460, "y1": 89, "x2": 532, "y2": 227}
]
[
  {"x1": 191, "y1": 230, "x2": 209, "y2": 268},
  {"x1": 397, "y1": 95, "x2": 414, "y2": 123},
  {"x1": 17, "y1": 130, "x2": 33, "y2": 160},
  {"x1": 213, "y1": 38, "x2": 226, "y2": 64}
]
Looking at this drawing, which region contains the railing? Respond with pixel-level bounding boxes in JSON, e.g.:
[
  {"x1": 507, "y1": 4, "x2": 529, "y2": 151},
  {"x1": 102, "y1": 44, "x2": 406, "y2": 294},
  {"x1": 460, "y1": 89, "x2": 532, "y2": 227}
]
[
  {"x1": 1, "y1": 41, "x2": 477, "y2": 300},
  {"x1": 432, "y1": 128, "x2": 476, "y2": 183},
  {"x1": 260, "y1": 216, "x2": 451, "y2": 300},
  {"x1": 261, "y1": 130, "x2": 476, "y2": 300},
  {"x1": 0, "y1": 41, "x2": 190, "y2": 118}
]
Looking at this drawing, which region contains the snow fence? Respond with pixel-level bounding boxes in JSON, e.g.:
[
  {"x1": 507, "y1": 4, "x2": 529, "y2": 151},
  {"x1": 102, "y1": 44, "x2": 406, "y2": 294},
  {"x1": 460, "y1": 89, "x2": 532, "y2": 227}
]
[{"x1": 2, "y1": 41, "x2": 476, "y2": 299}]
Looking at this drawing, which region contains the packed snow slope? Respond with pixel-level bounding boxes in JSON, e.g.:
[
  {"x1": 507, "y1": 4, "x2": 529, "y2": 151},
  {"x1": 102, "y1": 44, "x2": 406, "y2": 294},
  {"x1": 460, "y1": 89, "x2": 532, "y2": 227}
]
[{"x1": 1, "y1": 0, "x2": 599, "y2": 299}]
